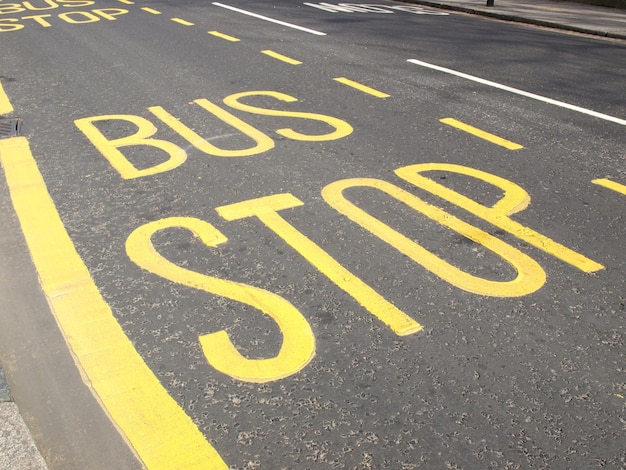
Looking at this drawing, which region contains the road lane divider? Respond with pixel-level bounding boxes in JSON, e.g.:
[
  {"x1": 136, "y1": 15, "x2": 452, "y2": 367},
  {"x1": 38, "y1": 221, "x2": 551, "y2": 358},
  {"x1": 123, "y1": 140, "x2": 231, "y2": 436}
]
[
  {"x1": 440, "y1": 118, "x2": 523, "y2": 150},
  {"x1": 209, "y1": 30, "x2": 240, "y2": 41},
  {"x1": 141, "y1": 7, "x2": 161, "y2": 15},
  {"x1": 118, "y1": 0, "x2": 134, "y2": 4},
  {"x1": 333, "y1": 77, "x2": 390, "y2": 98},
  {"x1": 261, "y1": 50, "x2": 302, "y2": 65},
  {"x1": 592, "y1": 178, "x2": 626, "y2": 196},
  {"x1": 0, "y1": 137, "x2": 228, "y2": 469},
  {"x1": 171, "y1": 17, "x2": 194, "y2": 26},
  {"x1": 212, "y1": 2, "x2": 327, "y2": 36},
  {"x1": 408, "y1": 59, "x2": 626, "y2": 126}
]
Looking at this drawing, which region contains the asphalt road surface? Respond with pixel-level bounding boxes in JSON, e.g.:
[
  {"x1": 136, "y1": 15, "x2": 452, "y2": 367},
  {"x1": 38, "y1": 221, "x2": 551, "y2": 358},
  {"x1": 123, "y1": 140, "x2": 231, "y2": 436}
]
[{"x1": 1, "y1": 0, "x2": 625, "y2": 468}]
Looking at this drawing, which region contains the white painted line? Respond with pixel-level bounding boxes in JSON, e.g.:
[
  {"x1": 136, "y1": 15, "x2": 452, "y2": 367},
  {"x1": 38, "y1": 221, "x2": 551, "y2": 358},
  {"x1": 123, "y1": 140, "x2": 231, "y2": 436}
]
[
  {"x1": 408, "y1": 59, "x2": 626, "y2": 126},
  {"x1": 212, "y1": 2, "x2": 326, "y2": 36}
]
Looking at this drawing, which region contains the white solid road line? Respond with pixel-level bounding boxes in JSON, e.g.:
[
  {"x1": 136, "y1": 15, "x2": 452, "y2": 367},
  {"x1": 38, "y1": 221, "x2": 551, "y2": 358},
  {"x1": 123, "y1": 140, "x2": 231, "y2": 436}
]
[
  {"x1": 212, "y1": 3, "x2": 327, "y2": 36},
  {"x1": 408, "y1": 59, "x2": 626, "y2": 126}
]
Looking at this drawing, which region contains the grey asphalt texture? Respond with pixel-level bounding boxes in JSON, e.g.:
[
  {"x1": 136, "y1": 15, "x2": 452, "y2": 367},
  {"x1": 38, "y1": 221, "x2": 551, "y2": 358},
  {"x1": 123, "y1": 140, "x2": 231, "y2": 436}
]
[
  {"x1": 0, "y1": 0, "x2": 624, "y2": 468},
  {"x1": 0, "y1": 365, "x2": 47, "y2": 470}
]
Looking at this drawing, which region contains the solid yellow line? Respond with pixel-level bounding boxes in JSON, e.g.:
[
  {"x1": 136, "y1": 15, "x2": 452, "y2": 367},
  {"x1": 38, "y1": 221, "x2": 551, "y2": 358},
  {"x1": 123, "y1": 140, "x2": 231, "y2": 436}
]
[
  {"x1": 261, "y1": 50, "x2": 302, "y2": 65},
  {"x1": 208, "y1": 30, "x2": 240, "y2": 41},
  {"x1": 171, "y1": 17, "x2": 194, "y2": 26},
  {"x1": 118, "y1": 0, "x2": 134, "y2": 4},
  {"x1": 592, "y1": 178, "x2": 626, "y2": 196},
  {"x1": 333, "y1": 77, "x2": 390, "y2": 98},
  {"x1": 141, "y1": 7, "x2": 161, "y2": 14},
  {"x1": 440, "y1": 118, "x2": 523, "y2": 150},
  {"x1": 0, "y1": 81, "x2": 14, "y2": 115},
  {"x1": 0, "y1": 137, "x2": 227, "y2": 469}
]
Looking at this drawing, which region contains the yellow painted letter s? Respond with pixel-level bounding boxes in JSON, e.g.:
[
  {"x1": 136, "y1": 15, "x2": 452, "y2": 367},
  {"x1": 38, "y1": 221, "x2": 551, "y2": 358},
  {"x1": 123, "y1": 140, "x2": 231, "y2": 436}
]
[{"x1": 126, "y1": 217, "x2": 316, "y2": 383}]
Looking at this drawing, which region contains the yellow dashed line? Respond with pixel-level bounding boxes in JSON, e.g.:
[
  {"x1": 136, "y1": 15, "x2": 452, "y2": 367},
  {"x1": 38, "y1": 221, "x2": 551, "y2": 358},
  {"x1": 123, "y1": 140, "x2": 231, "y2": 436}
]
[
  {"x1": 261, "y1": 50, "x2": 302, "y2": 65},
  {"x1": 0, "y1": 81, "x2": 14, "y2": 115},
  {"x1": 440, "y1": 118, "x2": 523, "y2": 150},
  {"x1": 118, "y1": 0, "x2": 134, "y2": 4},
  {"x1": 333, "y1": 77, "x2": 390, "y2": 98},
  {"x1": 171, "y1": 17, "x2": 194, "y2": 26},
  {"x1": 208, "y1": 30, "x2": 240, "y2": 42},
  {"x1": 141, "y1": 7, "x2": 161, "y2": 14},
  {"x1": 592, "y1": 178, "x2": 626, "y2": 196}
]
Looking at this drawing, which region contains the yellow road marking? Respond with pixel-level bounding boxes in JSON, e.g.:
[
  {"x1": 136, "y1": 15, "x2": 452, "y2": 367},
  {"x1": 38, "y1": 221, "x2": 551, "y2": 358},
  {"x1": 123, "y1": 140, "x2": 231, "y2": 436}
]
[
  {"x1": 127, "y1": 217, "x2": 316, "y2": 383},
  {"x1": 323, "y1": 178, "x2": 546, "y2": 297},
  {"x1": 217, "y1": 194, "x2": 422, "y2": 336},
  {"x1": 171, "y1": 17, "x2": 194, "y2": 26},
  {"x1": 333, "y1": 77, "x2": 390, "y2": 98},
  {"x1": 118, "y1": 0, "x2": 134, "y2": 4},
  {"x1": 141, "y1": 7, "x2": 161, "y2": 14},
  {"x1": 409, "y1": 59, "x2": 626, "y2": 126},
  {"x1": 0, "y1": 137, "x2": 227, "y2": 468},
  {"x1": 440, "y1": 118, "x2": 523, "y2": 150},
  {"x1": 261, "y1": 50, "x2": 302, "y2": 65},
  {"x1": 208, "y1": 30, "x2": 240, "y2": 41},
  {"x1": 75, "y1": 114, "x2": 189, "y2": 179},
  {"x1": 0, "y1": 81, "x2": 14, "y2": 115},
  {"x1": 223, "y1": 91, "x2": 353, "y2": 142},
  {"x1": 396, "y1": 163, "x2": 604, "y2": 273},
  {"x1": 592, "y1": 178, "x2": 626, "y2": 196}
]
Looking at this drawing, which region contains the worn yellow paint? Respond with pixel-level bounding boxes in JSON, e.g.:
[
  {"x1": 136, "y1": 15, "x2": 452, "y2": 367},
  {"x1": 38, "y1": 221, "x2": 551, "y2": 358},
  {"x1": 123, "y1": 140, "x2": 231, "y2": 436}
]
[
  {"x1": 171, "y1": 17, "x2": 194, "y2": 26},
  {"x1": 261, "y1": 50, "x2": 302, "y2": 65},
  {"x1": 0, "y1": 81, "x2": 14, "y2": 115},
  {"x1": 208, "y1": 30, "x2": 240, "y2": 41},
  {"x1": 0, "y1": 137, "x2": 227, "y2": 469},
  {"x1": 74, "y1": 114, "x2": 187, "y2": 179},
  {"x1": 118, "y1": 0, "x2": 134, "y2": 4},
  {"x1": 333, "y1": 77, "x2": 390, "y2": 98},
  {"x1": 323, "y1": 178, "x2": 546, "y2": 297},
  {"x1": 126, "y1": 217, "x2": 316, "y2": 383},
  {"x1": 223, "y1": 91, "x2": 353, "y2": 142},
  {"x1": 592, "y1": 178, "x2": 626, "y2": 196},
  {"x1": 217, "y1": 193, "x2": 422, "y2": 336},
  {"x1": 396, "y1": 163, "x2": 604, "y2": 273},
  {"x1": 141, "y1": 7, "x2": 161, "y2": 14},
  {"x1": 440, "y1": 118, "x2": 523, "y2": 150}
]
